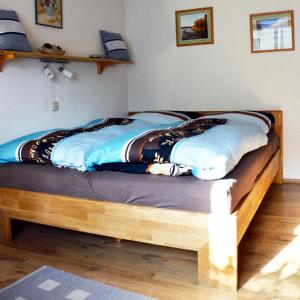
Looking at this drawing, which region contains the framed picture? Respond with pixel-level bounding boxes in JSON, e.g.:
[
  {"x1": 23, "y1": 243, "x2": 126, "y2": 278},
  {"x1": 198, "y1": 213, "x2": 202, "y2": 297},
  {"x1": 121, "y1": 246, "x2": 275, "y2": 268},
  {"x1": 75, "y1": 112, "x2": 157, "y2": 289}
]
[
  {"x1": 176, "y1": 7, "x2": 214, "y2": 47},
  {"x1": 250, "y1": 10, "x2": 294, "y2": 53},
  {"x1": 35, "y1": 0, "x2": 63, "y2": 29}
]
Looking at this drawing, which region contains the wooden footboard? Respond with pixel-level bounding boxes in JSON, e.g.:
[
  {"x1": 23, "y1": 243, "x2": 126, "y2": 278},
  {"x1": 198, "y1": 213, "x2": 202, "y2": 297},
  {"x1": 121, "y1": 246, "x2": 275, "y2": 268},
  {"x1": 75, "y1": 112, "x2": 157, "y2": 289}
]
[{"x1": 0, "y1": 110, "x2": 282, "y2": 291}]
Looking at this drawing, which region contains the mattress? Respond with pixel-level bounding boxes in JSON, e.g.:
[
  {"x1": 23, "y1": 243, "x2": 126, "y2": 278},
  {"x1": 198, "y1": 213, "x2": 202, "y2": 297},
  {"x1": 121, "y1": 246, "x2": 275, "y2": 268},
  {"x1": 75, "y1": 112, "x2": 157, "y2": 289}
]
[{"x1": 0, "y1": 132, "x2": 279, "y2": 215}]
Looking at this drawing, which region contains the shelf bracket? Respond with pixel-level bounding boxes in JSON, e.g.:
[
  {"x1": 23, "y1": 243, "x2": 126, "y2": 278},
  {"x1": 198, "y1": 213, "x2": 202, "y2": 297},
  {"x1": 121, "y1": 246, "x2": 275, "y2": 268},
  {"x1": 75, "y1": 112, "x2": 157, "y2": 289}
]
[
  {"x1": 97, "y1": 62, "x2": 113, "y2": 75},
  {"x1": 0, "y1": 53, "x2": 16, "y2": 72}
]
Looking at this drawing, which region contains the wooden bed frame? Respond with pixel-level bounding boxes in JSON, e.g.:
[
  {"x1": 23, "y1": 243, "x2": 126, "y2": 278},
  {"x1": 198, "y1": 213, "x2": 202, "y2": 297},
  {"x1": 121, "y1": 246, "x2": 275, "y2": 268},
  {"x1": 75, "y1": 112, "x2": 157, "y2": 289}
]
[{"x1": 0, "y1": 110, "x2": 283, "y2": 291}]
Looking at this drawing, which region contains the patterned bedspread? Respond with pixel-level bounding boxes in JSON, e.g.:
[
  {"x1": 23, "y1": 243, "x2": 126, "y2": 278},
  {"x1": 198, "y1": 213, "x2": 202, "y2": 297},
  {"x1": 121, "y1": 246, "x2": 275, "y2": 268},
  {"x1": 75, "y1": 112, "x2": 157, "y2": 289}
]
[
  {"x1": 0, "y1": 112, "x2": 272, "y2": 180},
  {"x1": 93, "y1": 118, "x2": 226, "y2": 176},
  {"x1": 86, "y1": 112, "x2": 271, "y2": 179},
  {"x1": 18, "y1": 118, "x2": 134, "y2": 164}
]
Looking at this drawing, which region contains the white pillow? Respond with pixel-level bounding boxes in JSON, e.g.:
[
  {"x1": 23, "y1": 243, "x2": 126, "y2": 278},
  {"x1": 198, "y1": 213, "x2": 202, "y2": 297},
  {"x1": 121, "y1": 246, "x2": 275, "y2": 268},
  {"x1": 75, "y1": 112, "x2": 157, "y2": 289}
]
[
  {"x1": 199, "y1": 111, "x2": 272, "y2": 133},
  {"x1": 129, "y1": 111, "x2": 191, "y2": 124}
]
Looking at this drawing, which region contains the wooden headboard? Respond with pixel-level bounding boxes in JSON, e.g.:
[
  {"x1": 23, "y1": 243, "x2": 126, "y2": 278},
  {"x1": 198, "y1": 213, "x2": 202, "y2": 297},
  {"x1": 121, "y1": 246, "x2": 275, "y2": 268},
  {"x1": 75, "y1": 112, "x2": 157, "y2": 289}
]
[{"x1": 129, "y1": 110, "x2": 283, "y2": 183}]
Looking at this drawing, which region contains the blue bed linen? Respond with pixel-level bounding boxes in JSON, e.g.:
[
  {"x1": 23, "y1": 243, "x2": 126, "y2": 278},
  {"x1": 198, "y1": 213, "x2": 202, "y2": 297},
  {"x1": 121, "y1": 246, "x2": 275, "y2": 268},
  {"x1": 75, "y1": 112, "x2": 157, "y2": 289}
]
[
  {"x1": 85, "y1": 113, "x2": 269, "y2": 180},
  {"x1": 85, "y1": 122, "x2": 180, "y2": 170},
  {"x1": 0, "y1": 111, "x2": 271, "y2": 180},
  {"x1": 52, "y1": 120, "x2": 174, "y2": 172},
  {"x1": 0, "y1": 130, "x2": 57, "y2": 163},
  {"x1": 0, "y1": 118, "x2": 123, "y2": 165}
]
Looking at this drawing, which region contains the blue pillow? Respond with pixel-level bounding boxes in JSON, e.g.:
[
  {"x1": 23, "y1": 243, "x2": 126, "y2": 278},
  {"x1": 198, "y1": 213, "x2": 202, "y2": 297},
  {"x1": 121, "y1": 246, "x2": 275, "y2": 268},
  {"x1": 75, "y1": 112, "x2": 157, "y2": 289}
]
[
  {"x1": 100, "y1": 30, "x2": 129, "y2": 60},
  {"x1": 0, "y1": 10, "x2": 32, "y2": 52}
]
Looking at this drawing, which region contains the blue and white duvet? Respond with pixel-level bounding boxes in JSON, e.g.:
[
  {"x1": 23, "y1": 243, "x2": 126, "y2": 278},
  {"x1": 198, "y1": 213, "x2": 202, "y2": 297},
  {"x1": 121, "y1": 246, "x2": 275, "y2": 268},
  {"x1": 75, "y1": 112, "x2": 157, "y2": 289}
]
[{"x1": 0, "y1": 112, "x2": 272, "y2": 180}]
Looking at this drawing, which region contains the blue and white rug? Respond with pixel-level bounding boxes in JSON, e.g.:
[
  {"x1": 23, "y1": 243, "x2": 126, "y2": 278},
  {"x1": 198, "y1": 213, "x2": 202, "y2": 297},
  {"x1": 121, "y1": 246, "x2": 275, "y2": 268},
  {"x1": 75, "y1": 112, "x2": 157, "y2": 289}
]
[{"x1": 0, "y1": 266, "x2": 154, "y2": 300}]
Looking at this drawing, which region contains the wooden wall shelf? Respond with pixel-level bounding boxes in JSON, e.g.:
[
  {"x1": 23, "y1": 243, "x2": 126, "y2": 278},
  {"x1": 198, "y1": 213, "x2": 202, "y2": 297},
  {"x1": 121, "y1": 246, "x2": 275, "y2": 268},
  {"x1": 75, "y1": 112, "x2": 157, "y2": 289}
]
[{"x1": 0, "y1": 50, "x2": 131, "y2": 75}]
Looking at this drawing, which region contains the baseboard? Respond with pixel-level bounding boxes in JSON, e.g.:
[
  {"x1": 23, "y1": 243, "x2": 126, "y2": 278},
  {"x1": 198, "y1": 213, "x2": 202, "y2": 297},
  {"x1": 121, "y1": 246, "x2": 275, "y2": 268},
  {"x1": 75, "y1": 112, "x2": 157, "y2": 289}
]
[{"x1": 283, "y1": 179, "x2": 300, "y2": 184}]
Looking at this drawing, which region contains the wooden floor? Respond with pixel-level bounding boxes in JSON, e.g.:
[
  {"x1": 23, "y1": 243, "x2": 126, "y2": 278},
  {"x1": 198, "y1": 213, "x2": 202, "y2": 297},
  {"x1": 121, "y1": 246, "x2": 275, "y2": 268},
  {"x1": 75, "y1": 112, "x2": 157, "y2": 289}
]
[{"x1": 0, "y1": 184, "x2": 300, "y2": 300}]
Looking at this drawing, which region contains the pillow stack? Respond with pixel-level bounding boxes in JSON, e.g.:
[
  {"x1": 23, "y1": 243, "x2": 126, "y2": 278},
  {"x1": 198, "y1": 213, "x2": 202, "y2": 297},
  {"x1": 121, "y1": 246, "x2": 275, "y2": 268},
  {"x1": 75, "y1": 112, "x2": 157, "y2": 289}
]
[{"x1": 0, "y1": 10, "x2": 32, "y2": 52}]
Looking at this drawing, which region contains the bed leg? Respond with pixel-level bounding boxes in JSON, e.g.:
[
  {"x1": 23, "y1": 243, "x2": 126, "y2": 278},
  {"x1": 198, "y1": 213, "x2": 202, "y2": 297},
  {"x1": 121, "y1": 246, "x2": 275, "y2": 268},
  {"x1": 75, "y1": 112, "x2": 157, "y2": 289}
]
[
  {"x1": 0, "y1": 210, "x2": 12, "y2": 246},
  {"x1": 197, "y1": 214, "x2": 238, "y2": 291},
  {"x1": 197, "y1": 242, "x2": 238, "y2": 291},
  {"x1": 273, "y1": 168, "x2": 283, "y2": 184},
  {"x1": 273, "y1": 147, "x2": 283, "y2": 184}
]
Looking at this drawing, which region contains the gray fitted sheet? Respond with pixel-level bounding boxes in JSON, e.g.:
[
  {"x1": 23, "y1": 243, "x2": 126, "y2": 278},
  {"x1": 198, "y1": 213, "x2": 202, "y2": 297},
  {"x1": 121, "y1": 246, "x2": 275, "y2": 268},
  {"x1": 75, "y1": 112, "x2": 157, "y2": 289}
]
[{"x1": 0, "y1": 132, "x2": 279, "y2": 215}]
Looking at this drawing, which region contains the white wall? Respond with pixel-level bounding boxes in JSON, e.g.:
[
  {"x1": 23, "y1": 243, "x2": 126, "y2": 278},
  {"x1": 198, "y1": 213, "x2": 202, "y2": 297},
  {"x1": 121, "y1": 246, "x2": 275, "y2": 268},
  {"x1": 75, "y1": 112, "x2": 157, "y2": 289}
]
[
  {"x1": 0, "y1": 0, "x2": 128, "y2": 143},
  {"x1": 125, "y1": 0, "x2": 300, "y2": 179}
]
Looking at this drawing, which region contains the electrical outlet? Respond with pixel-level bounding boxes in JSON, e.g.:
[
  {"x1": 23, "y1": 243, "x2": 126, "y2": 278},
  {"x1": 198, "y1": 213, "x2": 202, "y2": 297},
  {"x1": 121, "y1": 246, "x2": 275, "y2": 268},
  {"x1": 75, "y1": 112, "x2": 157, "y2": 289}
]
[{"x1": 52, "y1": 101, "x2": 60, "y2": 112}]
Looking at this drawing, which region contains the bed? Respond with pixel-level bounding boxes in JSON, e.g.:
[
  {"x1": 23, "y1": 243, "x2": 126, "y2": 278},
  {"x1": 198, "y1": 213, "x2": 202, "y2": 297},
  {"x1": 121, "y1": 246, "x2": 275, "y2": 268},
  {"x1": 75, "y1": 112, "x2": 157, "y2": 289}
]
[{"x1": 0, "y1": 110, "x2": 283, "y2": 291}]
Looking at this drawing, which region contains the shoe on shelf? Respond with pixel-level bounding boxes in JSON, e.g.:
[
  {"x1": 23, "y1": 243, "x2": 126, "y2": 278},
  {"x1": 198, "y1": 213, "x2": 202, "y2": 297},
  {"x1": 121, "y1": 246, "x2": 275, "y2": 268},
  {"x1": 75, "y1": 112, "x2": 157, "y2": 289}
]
[{"x1": 38, "y1": 43, "x2": 65, "y2": 55}]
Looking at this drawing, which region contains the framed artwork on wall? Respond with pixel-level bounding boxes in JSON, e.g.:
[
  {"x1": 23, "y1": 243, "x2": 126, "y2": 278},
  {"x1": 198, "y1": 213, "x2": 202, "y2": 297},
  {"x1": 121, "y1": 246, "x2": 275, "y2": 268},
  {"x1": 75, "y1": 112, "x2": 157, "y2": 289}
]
[
  {"x1": 175, "y1": 7, "x2": 214, "y2": 47},
  {"x1": 35, "y1": 0, "x2": 63, "y2": 29},
  {"x1": 250, "y1": 10, "x2": 294, "y2": 53}
]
